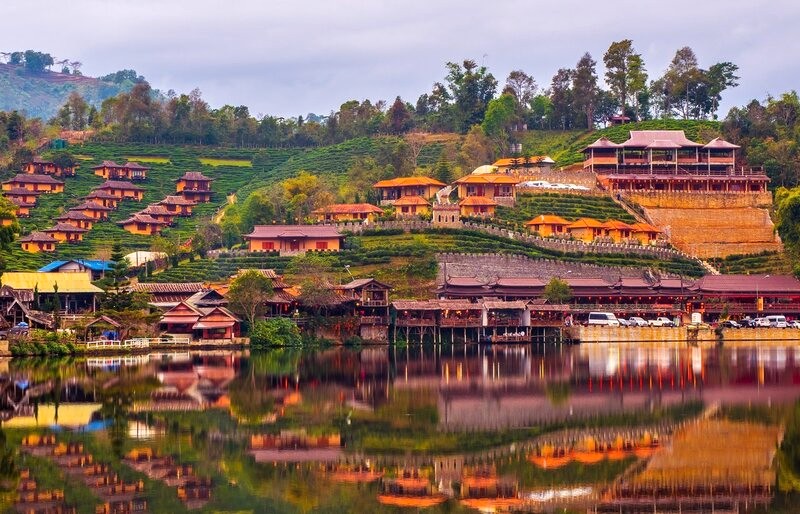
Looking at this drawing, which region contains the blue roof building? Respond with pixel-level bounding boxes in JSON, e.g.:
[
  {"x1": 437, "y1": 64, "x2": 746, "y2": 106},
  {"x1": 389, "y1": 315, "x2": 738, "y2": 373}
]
[{"x1": 38, "y1": 259, "x2": 115, "y2": 280}]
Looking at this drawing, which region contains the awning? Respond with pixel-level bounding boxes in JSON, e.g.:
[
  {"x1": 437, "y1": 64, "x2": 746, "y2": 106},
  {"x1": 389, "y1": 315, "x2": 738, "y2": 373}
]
[{"x1": 193, "y1": 321, "x2": 235, "y2": 329}]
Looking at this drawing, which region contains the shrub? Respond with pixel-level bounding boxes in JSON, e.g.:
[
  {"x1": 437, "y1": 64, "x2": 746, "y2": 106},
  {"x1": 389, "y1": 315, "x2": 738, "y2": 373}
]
[{"x1": 249, "y1": 318, "x2": 302, "y2": 348}]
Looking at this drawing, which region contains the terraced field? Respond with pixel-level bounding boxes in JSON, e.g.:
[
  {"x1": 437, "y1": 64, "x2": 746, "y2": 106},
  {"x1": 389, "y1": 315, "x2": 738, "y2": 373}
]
[
  {"x1": 708, "y1": 251, "x2": 792, "y2": 275},
  {"x1": 496, "y1": 192, "x2": 637, "y2": 227}
]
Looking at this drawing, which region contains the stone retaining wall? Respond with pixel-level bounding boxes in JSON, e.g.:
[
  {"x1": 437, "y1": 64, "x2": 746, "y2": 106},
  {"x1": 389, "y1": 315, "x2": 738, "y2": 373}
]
[{"x1": 626, "y1": 191, "x2": 773, "y2": 209}]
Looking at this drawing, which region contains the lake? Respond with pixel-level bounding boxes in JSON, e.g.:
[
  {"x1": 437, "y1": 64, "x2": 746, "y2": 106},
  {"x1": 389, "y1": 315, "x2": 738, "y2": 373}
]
[{"x1": 0, "y1": 342, "x2": 798, "y2": 513}]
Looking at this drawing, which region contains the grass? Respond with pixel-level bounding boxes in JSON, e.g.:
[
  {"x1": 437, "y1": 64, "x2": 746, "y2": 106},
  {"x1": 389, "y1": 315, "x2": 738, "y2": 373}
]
[
  {"x1": 124, "y1": 155, "x2": 171, "y2": 164},
  {"x1": 496, "y1": 192, "x2": 638, "y2": 226},
  {"x1": 198, "y1": 157, "x2": 252, "y2": 167},
  {"x1": 707, "y1": 250, "x2": 792, "y2": 275}
]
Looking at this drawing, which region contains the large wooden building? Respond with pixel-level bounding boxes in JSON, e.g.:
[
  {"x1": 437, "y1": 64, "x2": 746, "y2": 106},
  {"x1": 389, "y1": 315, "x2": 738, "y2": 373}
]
[
  {"x1": 453, "y1": 174, "x2": 519, "y2": 206},
  {"x1": 583, "y1": 130, "x2": 769, "y2": 192},
  {"x1": 373, "y1": 177, "x2": 446, "y2": 205},
  {"x1": 24, "y1": 156, "x2": 77, "y2": 177},
  {"x1": 91, "y1": 160, "x2": 150, "y2": 180},
  {"x1": 244, "y1": 225, "x2": 344, "y2": 254}
]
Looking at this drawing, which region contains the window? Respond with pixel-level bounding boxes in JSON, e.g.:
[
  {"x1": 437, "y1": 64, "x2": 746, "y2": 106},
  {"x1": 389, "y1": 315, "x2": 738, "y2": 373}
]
[
  {"x1": 261, "y1": 241, "x2": 275, "y2": 250},
  {"x1": 316, "y1": 241, "x2": 329, "y2": 250},
  {"x1": 137, "y1": 223, "x2": 147, "y2": 231}
]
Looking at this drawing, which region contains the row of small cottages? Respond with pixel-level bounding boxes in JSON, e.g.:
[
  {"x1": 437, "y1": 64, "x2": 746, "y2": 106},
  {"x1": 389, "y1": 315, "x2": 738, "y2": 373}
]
[
  {"x1": 15, "y1": 170, "x2": 213, "y2": 252},
  {"x1": 526, "y1": 215, "x2": 662, "y2": 245}
]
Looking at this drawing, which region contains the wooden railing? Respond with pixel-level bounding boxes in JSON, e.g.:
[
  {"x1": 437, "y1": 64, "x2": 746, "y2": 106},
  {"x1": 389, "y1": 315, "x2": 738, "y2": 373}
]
[
  {"x1": 360, "y1": 316, "x2": 389, "y2": 325},
  {"x1": 439, "y1": 318, "x2": 483, "y2": 328}
]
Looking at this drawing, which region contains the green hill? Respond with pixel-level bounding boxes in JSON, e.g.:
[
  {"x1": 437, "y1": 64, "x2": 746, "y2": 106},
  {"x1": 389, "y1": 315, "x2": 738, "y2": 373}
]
[
  {"x1": 522, "y1": 119, "x2": 724, "y2": 167},
  {"x1": 0, "y1": 63, "x2": 132, "y2": 119}
]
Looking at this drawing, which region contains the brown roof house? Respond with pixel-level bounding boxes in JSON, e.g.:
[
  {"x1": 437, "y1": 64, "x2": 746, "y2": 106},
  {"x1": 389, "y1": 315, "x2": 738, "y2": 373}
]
[{"x1": 244, "y1": 225, "x2": 344, "y2": 255}]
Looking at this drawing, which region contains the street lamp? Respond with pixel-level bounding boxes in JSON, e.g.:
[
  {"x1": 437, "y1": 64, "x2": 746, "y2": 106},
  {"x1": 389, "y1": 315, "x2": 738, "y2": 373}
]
[{"x1": 756, "y1": 274, "x2": 770, "y2": 313}]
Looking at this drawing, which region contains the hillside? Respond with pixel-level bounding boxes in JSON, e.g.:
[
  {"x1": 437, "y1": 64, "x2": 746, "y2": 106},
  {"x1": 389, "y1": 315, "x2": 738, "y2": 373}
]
[{"x1": 0, "y1": 63, "x2": 131, "y2": 118}]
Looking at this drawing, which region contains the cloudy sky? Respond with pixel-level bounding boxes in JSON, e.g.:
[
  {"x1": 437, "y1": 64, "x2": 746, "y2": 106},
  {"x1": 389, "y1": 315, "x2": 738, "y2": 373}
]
[{"x1": 5, "y1": 0, "x2": 800, "y2": 118}]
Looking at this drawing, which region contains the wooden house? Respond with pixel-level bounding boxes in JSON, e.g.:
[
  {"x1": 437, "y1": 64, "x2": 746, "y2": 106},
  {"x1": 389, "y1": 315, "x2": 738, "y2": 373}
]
[
  {"x1": 8, "y1": 198, "x2": 33, "y2": 217},
  {"x1": 95, "y1": 180, "x2": 145, "y2": 201},
  {"x1": 23, "y1": 156, "x2": 77, "y2": 177},
  {"x1": 19, "y1": 232, "x2": 57, "y2": 253},
  {"x1": 458, "y1": 196, "x2": 497, "y2": 217},
  {"x1": 565, "y1": 218, "x2": 604, "y2": 242},
  {"x1": 118, "y1": 214, "x2": 168, "y2": 235},
  {"x1": 311, "y1": 203, "x2": 383, "y2": 223},
  {"x1": 38, "y1": 259, "x2": 114, "y2": 281},
  {"x1": 136, "y1": 204, "x2": 177, "y2": 225},
  {"x1": 373, "y1": 176, "x2": 446, "y2": 205},
  {"x1": 2, "y1": 174, "x2": 64, "y2": 193},
  {"x1": 158, "y1": 195, "x2": 197, "y2": 216},
  {"x1": 244, "y1": 225, "x2": 344, "y2": 254},
  {"x1": 630, "y1": 222, "x2": 662, "y2": 245},
  {"x1": 1, "y1": 272, "x2": 103, "y2": 315},
  {"x1": 43, "y1": 222, "x2": 88, "y2": 243},
  {"x1": 584, "y1": 131, "x2": 769, "y2": 192},
  {"x1": 71, "y1": 201, "x2": 112, "y2": 221},
  {"x1": 334, "y1": 278, "x2": 392, "y2": 340},
  {"x1": 393, "y1": 196, "x2": 430, "y2": 217},
  {"x1": 4, "y1": 187, "x2": 42, "y2": 206},
  {"x1": 176, "y1": 171, "x2": 214, "y2": 203},
  {"x1": 525, "y1": 214, "x2": 569, "y2": 237},
  {"x1": 453, "y1": 174, "x2": 518, "y2": 206},
  {"x1": 601, "y1": 220, "x2": 634, "y2": 243},
  {"x1": 84, "y1": 190, "x2": 120, "y2": 209},
  {"x1": 91, "y1": 160, "x2": 150, "y2": 180},
  {"x1": 130, "y1": 282, "x2": 206, "y2": 309},
  {"x1": 159, "y1": 301, "x2": 241, "y2": 341},
  {"x1": 55, "y1": 210, "x2": 96, "y2": 230}
]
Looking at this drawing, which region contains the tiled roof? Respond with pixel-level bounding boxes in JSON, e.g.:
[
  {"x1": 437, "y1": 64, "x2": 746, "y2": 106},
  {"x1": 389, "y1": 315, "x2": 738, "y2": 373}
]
[
  {"x1": 96, "y1": 180, "x2": 145, "y2": 191},
  {"x1": 85, "y1": 190, "x2": 119, "y2": 200},
  {"x1": 72, "y1": 201, "x2": 113, "y2": 211},
  {"x1": 373, "y1": 176, "x2": 446, "y2": 188},
  {"x1": 118, "y1": 214, "x2": 168, "y2": 225},
  {"x1": 583, "y1": 137, "x2": 623, "y2": 151},
  {"x1": 454, "y1": 174, "x2": 519, "y2": 184},
  {"x1": 177, "y1": 171, "x2": 213, "y2": 182},
  {"x1": 123, "y1": 161, "x2": 151, "y2": 169},
  {"x1": 691, "y1": 274, "x2": 800, "y2": 294},
  {"x1": 601, "y1": 220, "x2": 634, "y2": 230},
  {"x1": 3, "y1": 174, "x2": 63, "y2": 185},
  {"x1": 43, "y1": 222, "x2": 88, "y2": 233},
  {"x1": 19, "y1": 232, "x2": 57, "y2": 243},
  {"x1": 4, "y1": 187, "x2": 43, "y2": 195},
  {"x1": 566, "y1": 217, "x2": 604, "y2": 229},
  {"x1": 56, "y1": 211, "x2": 95, "y2": 221},
  {"x1": 312, "y1": 203, "x2": 383, "y2": 215},
  {"x1": 703, "y1": 137, "x2": 740, "y2": 150},
  {"x1": 91, "y1": 160, "x2": 122, "y2": 169},
  {"x1": 158, "y1": 195, "x2": 198, "y2": 206},
  {"x1": 622, "y1": 130, "x2": 703, "y2": 148},
  {"x1": 392, "y1": 195, "x2": 430, "y2": 206},
  {"x1": 138, "y1": 205, "x2": 174, "y2": 216},
  {"x1": 459, "y1": 196, "x2": 498, "y2": 206},
  {"x1": 630, "y1": 222, "x2": 661, "y2": 233},
  {"x1": 131, "y1": 282, "x2": 206, "y2": 293},
  {"x1": 526, "y1": 214, "x2": 570, "y2": 226}
]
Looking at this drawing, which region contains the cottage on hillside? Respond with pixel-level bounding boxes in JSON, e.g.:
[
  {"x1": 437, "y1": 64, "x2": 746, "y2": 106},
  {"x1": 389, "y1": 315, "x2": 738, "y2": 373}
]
[
  {"x1": 43, "y1": 222, "x2": 88, "y2": 243},
  {"x1": 2, "y1": 174, "x2": 64, "y2": 194},
  {"x1": 244, "y1": 225, "x2": 344, "y2": 254},
  {"x1": 24, "y1": 156, "x2": 77, "y2": 177},
  {"x1": 311, "y1": 203, "x2": 383, "y2": 223},
  {"x1": 158, "y1": 195, "x2": 197, "y2": 216},
  {"x1": 453, "y1": 174, "x2": 518, "y2": 206},
  {"x1": 373, "y1": 177, "x2": 446, "y2": 205},
  {"x1": 55, "y1": 210, "x2": 96, "y2": 230},
  {"x1": 118, "y1": 214, "x2": 168, "y2": 235},
  {"x1": 393, "y1": 196, "x2": 430, "y2": 217},
  {"x1": 176, "y1": 171, "x2": 214, "y2": 203},
  {"x1": 525, "y1": 214, "x2": 569, "y2": 237},
  {"x1": 70, "y1": 201, "x2": 113, "y2": 221},
  {"x1": 92, "y1": 160, "x2": 150, "y2": 180},
  {"x1": 19, "y1": 232, "x2": 57, "y2": 253},
  {"x1": 38, "y1": 259, "x2": 114, "y2": 281},
  {"x1": 94, "y1": 180, "x2": 145, "y2": 201},
  {"x1": 84, "y1": 190, "x2": 121, "y2": 209}
]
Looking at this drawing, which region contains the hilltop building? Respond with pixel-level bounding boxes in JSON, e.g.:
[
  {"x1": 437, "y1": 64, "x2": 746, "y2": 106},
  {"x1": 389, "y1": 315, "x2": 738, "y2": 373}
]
[
  {"x1": 583, "y1": 130, "x2": 768, "y2": 192},
  {"x1": 158, "y1": 195, "x2": 197, "y2": 216},
  {"x1": 2, "y1": 174, "x2": 64, "y2": 194},
  {"x1": 43, "y1": 222, "x2": 88, "y2": 243},
  {"x1": 70, "y1": 201, "x2": 112, "y2": 221},
  {"x1": 118, "y1": 214, "x2": 168, "y2": 235},
  {"x1": 312, "y1": 203, "x2": 384, "y2": 223},
  {"x1": 453, "y1": 174, "x2": 518, "y2": 206},
  {"x1": 94, "y1": 180, "x2": 145, "y2": 201},
  {"x1": 373, "y1": 177, "x2": 446, "y2": 205}
]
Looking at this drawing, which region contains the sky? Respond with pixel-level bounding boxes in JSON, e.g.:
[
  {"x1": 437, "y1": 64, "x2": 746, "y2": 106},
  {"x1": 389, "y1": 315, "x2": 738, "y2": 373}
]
[{"x1": 5, "y1": 0, "x2": 800, "y2": 118}]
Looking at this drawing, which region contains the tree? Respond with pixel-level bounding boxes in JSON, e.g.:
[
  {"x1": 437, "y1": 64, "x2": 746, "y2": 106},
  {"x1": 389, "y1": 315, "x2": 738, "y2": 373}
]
[
  {"x1": 458, "y1": 125, "x2": 493, "y2": 171},
  {"x1": 504, "y1": 70, "x2": 537, "y2": 107},
  {"x1": 249, "y1": 318, "x2": 302, "y2": 348},
  {"x1": 385, "y1": 96, "x2": 413, "y2": 134},
  {"x1": 285, "y1": 253, "x2": 338, "y2": 316},
  {"x1": 572, "y1": 52, "x2": 599, "y2": 129},
  {"x1": 22, "y1": 50, "x2": 54, "y2": 73},
  {"x1": 603, "y1": 39, "x2": 647, "y2": 118},
  {"x1": 549, "y1": 68, "x2": 575, "y2": 130},
  {"x1": 481, "y1": 93, "x2": 517, "y2": 138},
  {"x1": 706, "y1": 62, "x2": 739, "y2": 119},
  {"x1": 543, "y1": 278, "x2": 573, "y2": 304},
  {"x1": 99, "y1": 244, "x2": 136, "y2": 311},
  {"x1": 440, "y1": 59, "x2": 498, "y2": 133},
  {"x1": 227, "y1": 270, "x2": 274, "y2": 327}
]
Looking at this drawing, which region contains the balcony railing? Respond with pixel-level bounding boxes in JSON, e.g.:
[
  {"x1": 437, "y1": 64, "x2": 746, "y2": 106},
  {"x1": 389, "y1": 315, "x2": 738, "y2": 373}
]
[
  {"x1": 439, "y1": 318, "x2": 483, "y2": 328},
  {"x1": 486, "y1": 319, "x2": 521, "y2": 327},
  {"x1": 362, "y1": 299, "x2": 388, "y2": 307},
  {"x1": 395, "y1": 318, "x2": 437, "y2": 327},
  {"x1": 360, "y1": 316, "x2": 389, "y2": 325}
]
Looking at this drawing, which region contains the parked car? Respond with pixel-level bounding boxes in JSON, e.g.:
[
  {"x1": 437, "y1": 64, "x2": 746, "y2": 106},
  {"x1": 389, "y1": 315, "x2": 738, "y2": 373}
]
[
  {"x1": 790, "y1": 320, "x2": 800, "y2": 329},
  {"x1": 649, "y1": 317, "x2": 676, "y2": 327},
  {"x1": 587, "y1": 312, "x2": 620, "y2": 327},
  {"x1": 628, "y1": 316, "x2": 648, "y2": 327},
  {"x1": 566, "y1": 184, "x2": 591, "y2": 191},
  {"x1": 766, "y1": 315, "x2": 788, "y2": 328},
  {"x1": 618, "y1": 318, "x2": 632, "y2": 327},
  {"x1": 753, "y1": 317, "x2": 771, "y2": 327},
  {"x1": 739, "y1": 317, "x2": 755, "y2": 327},
  {"x1": 522, "y1": 180, "x2": 551, "y2": 188},
  {"x1": 719, "y1": 320, "x2": 741, "y2": 329}
]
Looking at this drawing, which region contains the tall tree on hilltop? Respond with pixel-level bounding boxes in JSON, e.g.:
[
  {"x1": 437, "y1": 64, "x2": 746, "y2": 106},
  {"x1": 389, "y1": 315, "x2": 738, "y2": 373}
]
[
  {"x1": 443, "y1": 59, "x2": 498, "y2": 133},
  {"x1": 504, "y1": 70, "x2": 537, "y2": 115},
  {"x1": 572, "y1": 52, "x2": 599, "y2": 129},
  {"x1": 706, "y1": 62, "x2": 740, "y2": 119},
  {"x1": 386, "y1": 96, "x2": 413, "y2": 135},
  {"x1": 549, "y1": 68, "x2": 575, "y2": 130},
  {"x1": 603, "y1": 40, "x2": 647, "y2": 118}
]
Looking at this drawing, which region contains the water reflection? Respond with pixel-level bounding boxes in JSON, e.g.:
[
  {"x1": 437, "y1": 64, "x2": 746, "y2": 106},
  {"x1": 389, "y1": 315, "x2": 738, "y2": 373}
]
[{"x1": 0, "y1": 343, "x2": 798, "y2": 513}]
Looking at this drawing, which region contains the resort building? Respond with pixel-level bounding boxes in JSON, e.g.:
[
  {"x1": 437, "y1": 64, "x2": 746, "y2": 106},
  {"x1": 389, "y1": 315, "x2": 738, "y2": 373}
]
[
  {"x1": 118, "y1": 214, "x2": 169, "y2": 235},
  {"x1": 130, "y1": 282, "x2": 207, "y2": 309},
  {"x1": 565, "y1": 218, "x2": 605, "y2": 242},
  {"x1": 453, "y1": 174, "x2": 519, "y2": 206},
  {"x1": 159, "y1": 301, "x2": 241, "y2": 341},
  {"x1": 393, "y1": 196, "x2": 431, "y2": 217},
  {"x1": 54, "y1": 210, "x2": 96, "y2": 230},
  {"x1": 4, "y1": 187, "x2": 42, "y2": 206},
  {"x1": 84, "y1": 190, "x2": 120, "y2": 209},
  {"x1": 43, "y1": 222, "x2": 88, "y2": 243},
  {"x1": 458, "y1": 196, "x2": 497, "y2": 217},
  {"x1": 158, "y1": 195, "x2": 197, "y2": 216},
  {"x1": 1, "y1": 272, "x2": 103, "y2": 315},
  {"x1": 91, "y1": 160, "x2": 150, "y2": 180},
  {"x1": 583, "y1": 130, "x2": 769, "y2": 192},
  {"x1": 601, "y1": 220, "x2": 634, "y2": 243},
  {"x1": 373, "y1": 176, "x2": 446, "y2": 205},
  {"x1": 2, "y1": 174, "x2": 64, "y2": 193},
  {"x1": 19, "y1": 232, "x2": 57, "y2": 253},
  {"x1": 525, "y1": 214, "x2": 569, "y2": 237},
  {"x1": 333, "y1": 278, "x2": 392, "y2": 340},
  {"x1": 94, "y1": 180, "x2": 145, "y2": 201},
  {"x1": 136, "y1": 204, "x2": 177, "y2": 225},
  {"x1": 630, "y1": 222, "x2": 662, "y2": 245},
  {"x1": 8, "y1": 198, "x2": 33, "y2": 217},
  {"x1": 311, "y1": 203, "x2": 384, "y2": 223},
  {"x1": 38, "y1": 260, "x2": 114, "y2": 281},
  {"x1": 244, "y1": 225, "x2": 344, "y2": 254},
  {"x1": 70, "y1": 201, "x2": 112, "y2": 221},
  {"x1": 24, "y1": 156, "x2": 77, "y2": 177},
  {"x1": 176, "y1": 171, "x2": 214, "y2": 203}
]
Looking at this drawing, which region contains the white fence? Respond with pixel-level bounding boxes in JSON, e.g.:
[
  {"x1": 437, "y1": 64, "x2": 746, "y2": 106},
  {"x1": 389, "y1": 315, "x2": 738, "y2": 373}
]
[{"x1": 84, "y1": 336, "x2": 191, "y2": 350}]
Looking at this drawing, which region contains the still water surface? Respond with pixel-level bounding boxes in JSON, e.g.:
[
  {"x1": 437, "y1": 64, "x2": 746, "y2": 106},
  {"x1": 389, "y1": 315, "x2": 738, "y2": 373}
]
[{"x1": 1, "y1": 343, "x2": 799, "y2": 513}]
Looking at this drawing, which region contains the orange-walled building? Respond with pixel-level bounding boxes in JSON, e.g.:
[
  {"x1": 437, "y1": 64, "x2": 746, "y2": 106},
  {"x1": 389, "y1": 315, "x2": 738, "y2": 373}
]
[
  {"x1": 525, "y1": 214, "x2": 570, "y2": 237},
  {"x1": 19, "y1": 232, "x2": 57, "y2": 253},
  {"x1": 2, "y1": 174, "x2": 64, "y2": 193},
  {"x1": 55, "y1": 211, "x2": 95, "y2": 230},
  {"x1": 312, "y1": 203, "x2": 384, "y2": 223},
  {"x1": 393, "y1": 196, "x2": 431, "y2": 217},
  {"x1": 373, "y1": 177, "x2": 446, "y2": 205},
  {"x1": 24, "y1": 156, "x2": 77, "y2": 177},
  {"x1": 158, "y1": 195, "x2": 197, "y2": 216},
  {"x1": 176, "y1": 171, "x2": 214, "y2": 203},
  {"x1": 43, "y1": 222, "x2": 88, "y2": 243},
  {"x1": 71, "y1": 201, "x2": 112, "y2": 221},
  {"x1": 118, "y1": 214, "x2": 168, "y2": 235},
  {"x1": 458, "y1": 196, "x2": 497, "y2": 217},
  {"x1": 95, "y1": 180, "x2": 145, "y2": 201},
  {"x1": 92, "y1": 160, "x2": 150, "y2": 180},
  {"x1": 244, "y1": 225, "x2": 344, "y2": 255}
]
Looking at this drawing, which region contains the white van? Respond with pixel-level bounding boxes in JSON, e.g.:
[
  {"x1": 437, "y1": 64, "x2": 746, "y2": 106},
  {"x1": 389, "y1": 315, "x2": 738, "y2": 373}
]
[
  {"x1": 766, "y1": 315, "x2": 788, "y2": 328},
  {"x1": 587, "y1": 312, "x2": 620, "y2": 327}
]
